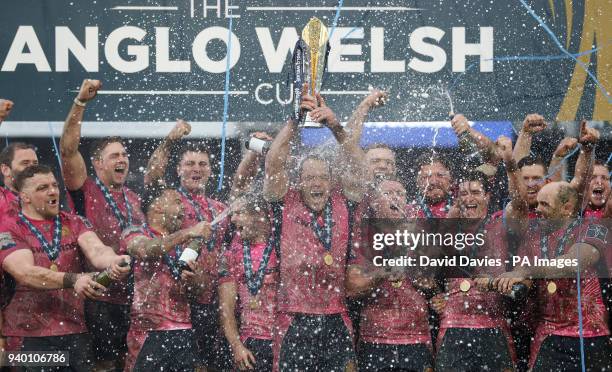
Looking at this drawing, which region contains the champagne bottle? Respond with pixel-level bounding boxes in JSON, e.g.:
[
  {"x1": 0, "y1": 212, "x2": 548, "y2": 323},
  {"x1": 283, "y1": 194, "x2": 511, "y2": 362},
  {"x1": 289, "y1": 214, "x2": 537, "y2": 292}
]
[
  {"x1": 178, "y1": 238, "x2": 203, "y2": 272},
  {"x1": 449, "y1": 112, "x2": 485, "y2": 165},
  {"x1": 458, "y1": 131, "x2": 485, "y2": 164},
  {"x1": 486, "y1": 278, "x2": 528, "y2": 301},
  {"x1": 94, "y1": 260, "x2": 129, "y2": 287},
  {"x1": 506, "y1": 283, "x2": 528, "y2": 301},
  {"x1": 245, "y1": 137, "x2": 271, "y2": 156}
]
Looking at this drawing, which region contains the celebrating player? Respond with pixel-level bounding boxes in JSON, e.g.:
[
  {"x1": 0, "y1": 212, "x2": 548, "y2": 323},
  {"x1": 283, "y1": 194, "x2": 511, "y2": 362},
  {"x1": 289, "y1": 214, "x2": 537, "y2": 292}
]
[
  {"x1": 219, "y1": 194, "x2": 279, "y2": 371},
  {"x1": 144, "y1": 120, "x2": 230, "y2": 370},
  {"x1": 264, "y1": 86, "x2": 365, "y2": 371},
  {"x1": 121, "y1": 185, "x2": 212, "y2": 371},
  {"x1": 1, "y1": 165, "x2": 130, "y2": 370},
  {"x1": 59, "y1": 78, "x2": 145, "y2": 371},
  {"x1": 347, "y1": 177, "x2": 435, "y2": 372}
]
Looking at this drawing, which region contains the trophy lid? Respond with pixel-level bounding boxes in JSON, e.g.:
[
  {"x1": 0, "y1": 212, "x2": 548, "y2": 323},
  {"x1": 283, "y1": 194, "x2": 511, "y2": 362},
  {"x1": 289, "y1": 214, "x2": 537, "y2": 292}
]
[{"x1": 302, "y1": 17, "x2": 329, "y2": 48}]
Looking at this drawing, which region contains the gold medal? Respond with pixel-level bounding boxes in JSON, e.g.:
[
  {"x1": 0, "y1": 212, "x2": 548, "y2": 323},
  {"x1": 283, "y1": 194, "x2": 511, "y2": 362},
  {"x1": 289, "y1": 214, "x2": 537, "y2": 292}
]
[
  {"x1": 460, "y1": 280, "x2": 471, "y2": 292},
  {"x1": 249, "y1": 297, "x2": 259, "y2": 310},
  {"x1": 391, "y1": 280, "x2": 403, "y2": 288},
  {"x1": 50, "y1": 263, "x2": 58, "y2": 272},
  {"x1": 323, "y1": 253, "x2": 333, "y2": 266},
  {"x1": 547, "y1": 281, "x2": 557, "y2": 294}
]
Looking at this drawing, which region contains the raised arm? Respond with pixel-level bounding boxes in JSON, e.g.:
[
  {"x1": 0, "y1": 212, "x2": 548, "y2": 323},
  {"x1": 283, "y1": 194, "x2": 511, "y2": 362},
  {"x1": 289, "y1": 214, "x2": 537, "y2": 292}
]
[
  {"x1": 125, "y1": 221, "x2": 211, "y2": 260},
  {"x1": 230, "y1": 132, "x2": 272, "y2": 199},
  {"x1": 59, "y1": 79, "x2": 101, "y2": 191},
  {"x1": 497, "y1": 136, "x2": 528, "y2": 234},
  {"x1": 2, "y1": 249, "x2": 106, "y2": 299},
  {"x1": 548, "y1": 138, "x2": 578, "y2": 182},
  {"x1": 311, "y1": 93, "x2": 368, "y2": 201},
  {"x1": 451, "y1": 114, "x2": 498, "y2": 162},
  {"x1": 572, "y1": 121, "x2": 598, "y2": 209},
  {"x1": 345, "y1": 89, "x2": 388, "y2": 147},
  {"x1": 144, "y1": 120, "x2": 191, "y2": 187},
  {"x1": 264, "y1": 85, "x2": 319, "y2": 201},
  {"x1": 263, "y1": 119, "x2": 299, "y2": 201},
  {"x1": 512, "y1": 114, "x2": 547, "y2": 162}
]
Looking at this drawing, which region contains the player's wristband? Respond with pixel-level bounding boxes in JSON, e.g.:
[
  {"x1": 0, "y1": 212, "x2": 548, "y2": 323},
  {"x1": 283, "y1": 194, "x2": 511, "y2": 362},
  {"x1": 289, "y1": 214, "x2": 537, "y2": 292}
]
[
  {"x1": 63, "y1": 272, "x2": 77, "y2": 288},
  {"x1": 73, "y1": 98, "x2": 87, "y2": 107}
]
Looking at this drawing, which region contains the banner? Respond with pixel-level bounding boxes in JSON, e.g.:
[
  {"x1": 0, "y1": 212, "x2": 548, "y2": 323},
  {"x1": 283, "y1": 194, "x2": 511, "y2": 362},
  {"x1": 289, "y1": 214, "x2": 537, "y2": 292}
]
[{"x1": 0, "y1": 0, "x2": 609, "y2": 125}]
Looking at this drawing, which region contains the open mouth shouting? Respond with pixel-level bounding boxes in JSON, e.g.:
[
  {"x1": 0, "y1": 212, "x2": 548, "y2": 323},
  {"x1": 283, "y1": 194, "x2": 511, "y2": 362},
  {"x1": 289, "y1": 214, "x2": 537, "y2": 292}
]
[
  {"x1": 590, "y1": 185, "x2": 608, "y2": 205},
  {"x1": 592, "y1": 186, "x2": 604, "y2": 197},
  {"x1": 114, "y1": 163, "x2": 127, "y2": 176},
  {"x1": 310, "y1": 190, "x2": 325, "y2": 199}
]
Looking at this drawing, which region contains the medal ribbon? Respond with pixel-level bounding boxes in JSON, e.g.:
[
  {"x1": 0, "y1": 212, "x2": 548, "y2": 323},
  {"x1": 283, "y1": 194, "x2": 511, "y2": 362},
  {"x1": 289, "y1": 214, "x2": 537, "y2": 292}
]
[
  {"x1": 177, "y1": 187, "x2": 217, "y2": 252},
  {"x1": 94, "y1": 176, "x2": 133, "y2": 230},
  {"x1": 419, "y1": 195, "x2": 452, "y2": 219},
  {"x1": 539, "y1": 218, "x2": 582, "y2": 259},
  {"x1": 142, "y1": 224, "x2": 183, "y2": 280},
  {"x1": 242, "y1": 234, "x2": 275, "y2": 296},
  {"x1": 310, "y1": 201, "x2": 333, "y2": 251},
  {"x1": 18, "y1": 212, "x2": 62, "y2": 262}
]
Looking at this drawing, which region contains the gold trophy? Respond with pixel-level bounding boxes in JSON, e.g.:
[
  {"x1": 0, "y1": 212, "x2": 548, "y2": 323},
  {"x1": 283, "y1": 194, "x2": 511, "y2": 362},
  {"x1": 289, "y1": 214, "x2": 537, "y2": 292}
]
[{"x1": 291, "y1": 17, "x2": 330, "y2": 128}]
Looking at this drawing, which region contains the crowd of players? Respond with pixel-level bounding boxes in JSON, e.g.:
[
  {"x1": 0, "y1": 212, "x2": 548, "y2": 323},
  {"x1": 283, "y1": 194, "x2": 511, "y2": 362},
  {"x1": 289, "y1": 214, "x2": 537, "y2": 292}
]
[{"x1": 0, "y1": 79, "x2": 610, "y2": 372}]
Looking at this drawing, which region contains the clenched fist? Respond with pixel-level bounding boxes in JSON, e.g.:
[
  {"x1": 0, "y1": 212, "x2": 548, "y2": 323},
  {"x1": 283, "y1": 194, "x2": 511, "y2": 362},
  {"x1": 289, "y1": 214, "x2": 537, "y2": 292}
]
[
  {"x1": 363, "y1": 88, "x2": 388, "y2": 108},
  {"x1": 0, "y1": 99, "x2": 14, "y2": 122},
  {"x1": 168, "y1": 119, "x2": 192, "y2": 141},
  {"x1": 553, "y1": 137, "x2": 578, "y2": 159},
  {"x1": 578, "y1": 120, "x2": 599, "y2": 151},
  {"x1": 521, "y1": 113, "x2": 547, "y2": 134},
  {"x1": 76, "y1": 79, "x2": 102, "y2": 102}
]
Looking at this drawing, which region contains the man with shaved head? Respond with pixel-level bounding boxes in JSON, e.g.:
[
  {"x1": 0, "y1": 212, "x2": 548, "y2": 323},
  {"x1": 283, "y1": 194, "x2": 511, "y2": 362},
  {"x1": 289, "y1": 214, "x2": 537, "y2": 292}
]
[{"x1": 493, "y1": 180, "x2": 610, "y2": 371}]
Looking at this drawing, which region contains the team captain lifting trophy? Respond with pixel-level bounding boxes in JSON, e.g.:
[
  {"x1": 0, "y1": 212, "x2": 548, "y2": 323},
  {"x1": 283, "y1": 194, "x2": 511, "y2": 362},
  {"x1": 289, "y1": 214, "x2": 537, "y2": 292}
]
[{"x1": 292, "y1": 17, "x2": 331, "y2": 127}]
